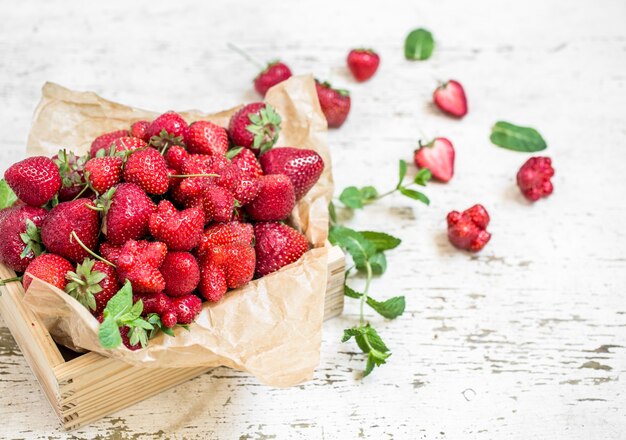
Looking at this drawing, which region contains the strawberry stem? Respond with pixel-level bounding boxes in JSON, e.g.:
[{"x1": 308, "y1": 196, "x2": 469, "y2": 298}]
[
  {"x1": 359, "y1": 261, "x2": 373, "y2": 326},
  {"x1": 169, "y1": 173, "x2": 220, "y2": 178},
  {"x1": 227, "y1": 43, "x2": 265, "y2": 70},
  {"x1": 72, "y1": 183, "x2": 90, "y2": 201},
  {"x1": 70, "y1": 231, "x2": 115, "y2": 268}
]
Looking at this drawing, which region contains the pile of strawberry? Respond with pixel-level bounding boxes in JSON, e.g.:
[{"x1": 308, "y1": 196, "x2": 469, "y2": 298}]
[{"x1": 0, "y1": 104, "x2": 324, "y2": 350}]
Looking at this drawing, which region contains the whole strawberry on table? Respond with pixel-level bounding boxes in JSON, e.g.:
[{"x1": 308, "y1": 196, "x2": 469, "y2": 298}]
[{"x1": 0, "y1": 103, "x2": 325, "y2": 351}]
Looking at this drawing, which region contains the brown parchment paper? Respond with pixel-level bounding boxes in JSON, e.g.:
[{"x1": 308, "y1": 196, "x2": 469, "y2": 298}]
[{"x1": 20, "y1": 75, "x2": 334, "y2": 387}]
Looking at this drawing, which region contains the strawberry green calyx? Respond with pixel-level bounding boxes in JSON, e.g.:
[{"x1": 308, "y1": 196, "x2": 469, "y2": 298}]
[
  {"x1": 150, "y1": 129, "x2": 185, "y2": 154},
  {"x1": 19, "y1": 219, "x2": 44, "y2": 259},
  {"x1": 65, "y1": 258, "x2": 107, "y2": 311},
  {"x1": 318, "y1": 80, "x2": 350, "y2": 97},
  {"x1": 54, "y1": 149, "x2": 87, "y2": 188},
  {"x1": 246, "y1": 104, "x2": 282, "y2": 154}
]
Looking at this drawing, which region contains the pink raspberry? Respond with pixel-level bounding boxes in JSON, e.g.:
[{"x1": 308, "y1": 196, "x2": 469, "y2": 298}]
[
  {"x1": 516, "y1": 157, "x2": 554, "y2": 202},
  {"x1": 447, "y1": 204, "x2": 491, "y2": 252}
]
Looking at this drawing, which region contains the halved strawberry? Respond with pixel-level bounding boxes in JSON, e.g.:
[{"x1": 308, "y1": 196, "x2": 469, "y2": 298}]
[
  {"x1": 413, "y1": 138, "x2": 455, "y2": 183},
  {"x1": 433, "y1": 80, "x2": 467, "y2": 118}
]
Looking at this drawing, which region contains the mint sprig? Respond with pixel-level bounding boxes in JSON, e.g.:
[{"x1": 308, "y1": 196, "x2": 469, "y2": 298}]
[
  {"x1": 0, "y1": 179, "x2": 17, "y2": 210},
  {"x1": 490, "y1": 121, "x2": 547, "y2": 152}
]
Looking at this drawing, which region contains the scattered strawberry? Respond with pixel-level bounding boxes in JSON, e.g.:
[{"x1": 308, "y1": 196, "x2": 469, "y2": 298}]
[
  {"x1": 116, "y1": 239, "x2": 167, "y2": 294},
  {"x1": 123, "y1": 147, "x2": 169, "y2": 195},
  {"x1": 433, "y1": 80, "x2": 468, "y2": 118},
  {"x1": 245, "y1": 174, "x2": 296, "y2": 221},
  {"x1": 147, "y1": 111, "x2": 188, "y2": 151},
  {"x1": 254, "y1": 61, "x2": 292, "y2": 96},
  {"x1": 129, "y1": 120, "x2": 150, "y2": 142},
  {"x1": 41, "y1": 198, "x2": 100, "y2": 263},
  {"x1": 89, "y1": 129, "x2": 128, "y2": 157},
  {"x1": 160, "y1": 252, "x2": 200, "y2": 297},
  {"x1": 4, "y1": 157, "x2": 62, "y2": 207},
  {"x1": 0, "y1": 205, "x2": 47, "y2": 272},
  {"x1": 259, "y1": 147, "x2": 324, "y2": 199},
  {"x1": 98, "y1": 184, "x2": 156, "y2": 246},
  {"x1": 84, "y1": 156, "x2": 123, "y2": 194},
  {"x1": 253, "y1": 222, "x2": 309, "y2": 277},
  {"x1": 23, "y1": 253, "x2": 74, "y2": 291},
  {"x1": 149, "y1": 200, "x2": 204, "y2": 251},
  {"x1": 447, "y1": 204, "x2": 491, "y2": 252},
  {"x1": 228, "y1": 103, "x2": 281, "y2": 155},
  {"x1": 413, "y1": 138, "x2": 455, "y2": 183},
  {"x1": 517, "y1": 157, "x2": 554, "y2": 202},
  {"x1": 186, "y1": 121, "x2": 229, "y2": 156},
  {"x1": 171, "y1": 294, "x2": 202, "y2": 324},
  {"x1": 315, "y1": 80, "x2": 351, "y2": 128},
  {"x1": 65, "y1": 258, "x2": 120, "y2": 316},
  {"x1": 347, "y1": 49, "x2": 380, "y2": 82}
]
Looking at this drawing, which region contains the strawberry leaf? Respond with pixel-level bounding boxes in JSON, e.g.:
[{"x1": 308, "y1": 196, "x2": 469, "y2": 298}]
[
  {"x1": 0, "y1": 179, "x2": 17, "y2": 210},
  {"x1": 404, "y1": 28, "x2": 435, "y2": 61},
  {"x1": 490, "y1": 121, "x2": 547, "y2": 152},
  {"x1": 359, "y1": 231, "x2": 401, "y2": 252}
]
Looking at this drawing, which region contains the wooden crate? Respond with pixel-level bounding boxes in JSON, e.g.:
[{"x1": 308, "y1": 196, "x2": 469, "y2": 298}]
[{"x1": 0, "y1": 246, "x2": 344, "y2": 430}]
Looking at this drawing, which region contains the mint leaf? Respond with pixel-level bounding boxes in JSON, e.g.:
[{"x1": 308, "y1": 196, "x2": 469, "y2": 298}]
[
  {"x1": 359, "y1": 231, "x2": 401, "y2": 252},
  {"x1": 359, "y1": 186, "x2": 378, "y2": 202},
  {"x1": 339, "y1": 186, "x2": 364, "y2": 209},
  {"x1": 363, "y1": 325, "x2": 389, "y2": 353},
  {"x1": 397, "y1": 160, "x2": 408, "y2": 188},
  {"x1": 103, "y1": 280, "x2": 133, "y2": 319},
  {"x1": 342, "y1": 324, "x2": 391, "y2": 376},
  {"x1": 414, "y1": 169, "x2": 432, "y2": 186},
  {"x1": 98, "y1": 316, "x2": 122, "y2": 349},
  {"x1": 367, "y1": 296, "x2": 405, "y2": 319},
  {"x1": 328, "y1": 201, "x2": 337, "y2": 224},
  {"x1": 490, "y1": 121, "x2": 547, "y2": 152},
  {"x1": 344, "y1": 284, "x2": 362, "y2": 299},
  {"x1": 399, "y1": 187, "x2": 430, "y2": 205},
  {"x1": 404, "y1": 28, "x2": 435, "y2": 61},
  {"x1": 0, "y1": 179, "x2": 17, "y2": 210},
  {"x1": 369, "y1": 252, "x2": 387, "y2": 274},
  {"x1": 329, "y1": 225, "x2": 377, "y2": 270}
]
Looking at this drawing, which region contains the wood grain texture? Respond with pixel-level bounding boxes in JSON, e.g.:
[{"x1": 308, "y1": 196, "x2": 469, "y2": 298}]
[{"x1": 1, "y1": 0, "x2": 625, "y2": 438}]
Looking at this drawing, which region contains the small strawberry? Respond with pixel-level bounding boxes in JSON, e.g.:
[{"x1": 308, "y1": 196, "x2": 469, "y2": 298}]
[
  {"x1": 84, "y1": 156, "x2": 123, "y2": 194},
  {"x1": 116, "y1": 239, "x2": 167, "y2": 294},
  {"x1": 147, "y1": 111, "x2": 188, "y2": 151},
  {"x1": 65, "y1": 258, "x2": 120, "y2": 316},
  {"x1": 186, "y1": 185, "x2": 234, "y2": 223},
  {"x1": 4, "y1": 157, "x2": 62, "y2": 207},
  {"x1": 134, "y1": 292, "x2": 171, "y2": 316},
  {"x1": 111, "y1": 137, "x2": 149, "y2": 154},
  {"x1": 23, "y1": 253, "x2": 74, "y2": 291},
  {"x1": 89, "y1": 129, "x2": 128, "y2": 157},
  {"x1": 171, "y1": 294, "x2": 202, "y2": 324},
  {"x1": 259, "y1": 147, "x2": 324, "y2": 200},
  {"x1": 100, "y1": 242, "x2": 122, "y2": 265},
  {"x1": 517, "y1": 157, "x2": 554, "y2": 202},
  {"x1": 129, "y1": 120, "x2": 151, "y2": 142},
  {"x1": 228, "y1": 103, "x2": 281, "y2": 155},
  {"x1": 118, "y1": 325, "x2": 143, "y2": 351},
  {"x1": 230, "y1": 147, "x2": 263, "y2": 178},
  {"x1": 315, "y1": 80, "x2": 351, "y2": 128},
  {"x1": 413, "y1": 138, "x2": 455, "y2": 183},
  {"x1": 41, "y1": 198, "x2": 100, "y2": 263},
  {"x1": 433, "y1": 80, "x2": 468, "y2": 118},
  {"x1": 186, "y1": 121, "x2": 229, "y2": 156},
  {"x1": 123, "y1": 148, "x2": 169, "y2": 195},
  {"x1": 161, "y1": 252, "x2": 200, "y2": 297},
  {"x1": 254, "y1": 61, "x2": 292, "y2": 96},
  {"x1": 447, "y1": 204, "x2": 491, "y2": 252},
  {"x1": 53, "y1": 150, "x2": 89, "y2": 202},
  {"x1": 198, "y1": 243, "x2": 255, "y2": 302},
  {"x1": 164, "y1": 145, "x2": 189, "y2": 173},
  {"x1": 347, "y1": 49, "x2": 380, "y2": 82},
  {"x1": 245, "y1": 174, "x2": 296, "y2": 221},
  {"x1": 161, "y1": 311, "x2": 178, "y2": 328},
  {"x1": 253, "y1": 222, "x2": 309, "y2": 277},
  {"x1": 0, "y1": 205, "x2": 47, "y2": 272},
  {"x1": 149, "y1": 200, "x2": 204, "y2": 251}
]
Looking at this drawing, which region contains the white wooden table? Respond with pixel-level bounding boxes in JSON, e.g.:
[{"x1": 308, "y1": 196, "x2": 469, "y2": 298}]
[{"x1": 1, "y1": 0, "x2": 625, "y2": 438}]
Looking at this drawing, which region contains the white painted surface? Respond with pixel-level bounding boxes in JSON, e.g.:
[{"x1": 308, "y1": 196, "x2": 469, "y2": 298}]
[{"x1": 1, "y1": 0, "x2": 625, "y2": 438}]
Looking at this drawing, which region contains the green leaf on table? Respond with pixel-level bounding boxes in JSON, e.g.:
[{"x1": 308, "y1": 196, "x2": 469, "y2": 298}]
[
  {"x1": 414, "y1": 168, "x2": 432, "y2": 186},
  {"x1": 360, "y1": 231, "x2": 401, "y2": 252},
  {"x1": 0, "y1": 179, "x2": 17, "y2": 210},
  {"x1": 343, "y1": 324, "x2": 391, "y2": 376},
  {"x1": 399, "y1": 187, "x2": 430, "y2": 205},
  {"x1": 404, "y1": 28, "x2": 435, "y2": 61},
  {"x1": 490, "y1": 121, "x2": 547, "y2": 152},
  {"x1": 98, "y1": 316, "x2": 122, "y2": 349},
  {"x1": 344, "y1": 284, "x2": 362, "y2": 299},
  {"x1": 369, "y1": 252, "x2": 387, "y2": 274},
  {"x1": 397, "y1": 160, "x2": 408, "y2": 188},
  {"x1": 359, "y1": 186, "x2": 378, "y2": 201},
  {"x1": 328, "y1": 201, "x2": 337, "y2": 223},
  {"x1": 329, "y1": 225, "x2": 377, "y2": 270},
  {"x1": 367, "y1": 296, "x2": 406, "y2": 319},
  {"x1": 339, "y1": 186, "x2": 364, "y2": 209}
]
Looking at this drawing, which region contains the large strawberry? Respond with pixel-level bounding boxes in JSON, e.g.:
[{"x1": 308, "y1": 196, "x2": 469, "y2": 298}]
[
  {"x1": 228, "y1": 103, "x2": 281, "y2": 155},
  {"x1": 245, "y1": 174, "x2": 296, "y2": 221},
  {"x1": 259, "y1": 147, "x2": 324, "y2": 199},
  {"x1": 149, "y1": 200, "x2": 204, "y2": 251},
  {"x1": 41, "y1": 198, "x2": 100, "y2": 263},
  {"x1": 254, "y1": 61, "x2": 292, "y2": 96},
  {"x1": 116, "y1": 239, "x2": 167, "y2": 294},
  {"x1": 23, "y1": 254, "x2": 74, "y2": 291},
  {"x1": 186, "y1": 121, "x2": 229, "y2": 156},
  {"x1": 123, "y1": 147, "x2": 169, "y2": 195},
  {"x1": 84, "y1": 156, "x2": 123, "y2": 194},
  {"x1": 253, "y1": 222, "x2": 309, "y2": 277},
  {"x1": 4, "y1": 157, "x2": 62, "y2": 206},
  {"x1": 433, "y1": 80, "x2": 468, "y2": 118},
  {"x1": 160, "y1": 251, "x2": 200, "y2": 297},
  {"x1": 65, "y1": 258, "x2": 120, "y2": 316},
  {"x1": 0, "y1": 205, "x2": 47, "y2": 272},
  {"x1": 347, "y1": 49, "x2": 380, "y2": 82},
  {"x1": 413, "y1": 138, "x2": 455, "y2": 183},
  {"x1": 195, "y1": 221, "x2": 254, "y2": 260},
  {"x1": 315, "y1": 80, "x2": 351, "y2": 128},
  {"x1": 147, "y1": 111, "x2": 188, "y2": 151},
  {"x1": 89, "y1": 129, "x2": 128, "y2": 157}
]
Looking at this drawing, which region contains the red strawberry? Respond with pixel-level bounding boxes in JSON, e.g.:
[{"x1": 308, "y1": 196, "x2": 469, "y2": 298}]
[
  {"x1": 100, "y1": 242, "x2": 122, "y2": 265},
  {"x1": 149, "y1": 200, "x2": 204, "y2": 251},
  {"x1": 147, "y1": 111, "x2": 188, "y2": 151},
  {"x1": 171, "y1": 294, "x2": 202, "y2": 324},
  {"x1": 123, "y1": 148, "x2": 169, "y2": 195},
  {"x1": 198, "y1": 263, "x2": 227, "y2": 302},
  {"x1": 119, "y1": 326, "x2": 142, "y2": 351},
  {"x1": 259, "y1": 147, "x2": 324, "y2": 200},
  {"x1": 84, "y1": 156, "x2": 123, "y2": 194},
  {"x1": 111, "y1": 137, "x2": 149, "y2": 154},
  {"x1": 254, "y1": 61, "x2": 292, "y2": 96},
  {"x1": 195, "y1": 221, "x2": 254, "y2": 259},
  {"x1": 232, "y1": 177, "x2": 260, "y2": 206},
  {"x1": 161, "y1": 311, "x2": 178, "y2": 328},
  {"x1": 161, "y1": 252, "x2": 200, "y2": 297},
  {"x1": 433, "y1": 80, "x2": 468, "y2": 118},
  {"x1": 53, "y1": 150, "x2": 89, "y2": 202},
  {"x1": 315, "y1": 80, "x2": 351, "y2": 128},
  {"x1": 231, "y1": 148, "x2": 263, "y2": 178},
  {"x1": 228, "y1": 103, "x2": 281, "y2": 155},
  {"x1": 4, "y1": 157, "x2": 62, "y2": 207},
  {"x1": 134, "y1": 292, "x2": 171, "y2": 316},
  {"x1": 253, "y1": 222, "x2": 309, "y2": 277},
  {"x1": 164, "y1": 145, "x2": 189, "y2": 173},
  {"x1": 65, "y1": 259, "x2": 120, "y2": 316},
  {"x1": 199, "y1": 243, "x2": 255, "y2": 302},
  {"x1": 89, "y1": 129, "x2": 128, "y2": 157},
  {"x1": 347, "y1": 49, "x2": 380, "y2": 82},
  {"x1": 186, "y1": 121, "x2": 229, "y2": 156},
  {"x1": 0, "y1": 205, "x2": 47, "y2": 272},
  {"x1": 23, "y1": 254, "x2": 74, "y2": 291},
  {"x1": 245, "y1": 174, "x2": 296, "y2": 221},
  {"x1": 41, "y1": 198, "x2": 100, "y2": 263},
  {"x1": 413, "y1": 138, "x2": 455, "y2": 183},
  {"x1": 129, "y1": 120, "x2": 150, "y2": 142},
  {"x1": 99, "y1": 183, "x2": 156, "y2": 245},
  {"x1": 186, "y1": 185, "x2": 234, "y2": 223},
  {"x1": 447, "y1": 204, "x2": 491, "y2": 252},
  {"x1": 517, "y1": 157, "x2": 554, "y2": 202},
  {"x1": 116, "y1": 239, "x2": 167, "y2": 294}
]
